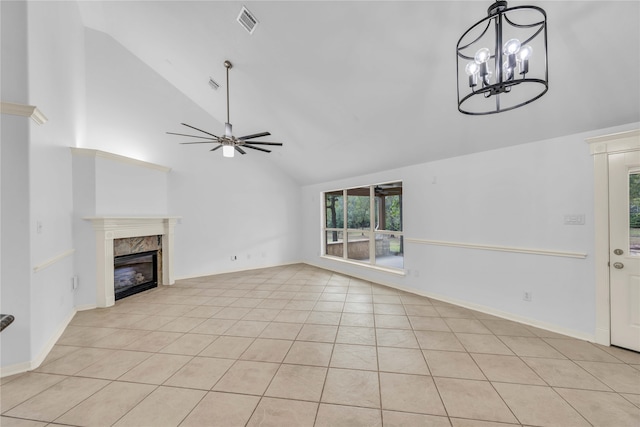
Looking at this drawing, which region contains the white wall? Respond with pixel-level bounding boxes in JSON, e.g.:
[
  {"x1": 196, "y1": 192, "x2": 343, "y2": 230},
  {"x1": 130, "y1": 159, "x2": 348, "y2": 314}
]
[
  {"x1": 1, "y1": 1, "x2": 85, "y2": 374},
  {"x1": 94, "y1": 157, "x2": 168, "y2": 216},
  {"x1": 71, "y1": 153, "x2": 97, "y2": 310},
  {"x1": 82, "y1": 28, "x2": 302, "y2": 281},
  {"x1": 27, "y1": 0, "x2": 85, "y2": 364},
  {"x1": 1, "y1": 0, "x2": 32, "y2": 370},
  {"x1": 301, "y1": 122, "x2": 640, "y2": 339},
  {"x1": 169, "y1": 151, "x2": 302, "y2": 278}
]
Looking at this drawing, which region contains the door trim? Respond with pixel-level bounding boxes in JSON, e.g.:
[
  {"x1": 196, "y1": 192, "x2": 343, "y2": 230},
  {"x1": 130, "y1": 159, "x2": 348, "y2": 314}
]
[{"x1": 587, "y1": 129, "x2": 640, "y2": 346}]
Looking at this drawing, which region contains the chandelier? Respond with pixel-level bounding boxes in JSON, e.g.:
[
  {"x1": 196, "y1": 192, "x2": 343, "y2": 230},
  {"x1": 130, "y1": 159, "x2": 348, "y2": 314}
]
[{"x1": 456, "y1": 0, "x2": 548, "y2": 115}]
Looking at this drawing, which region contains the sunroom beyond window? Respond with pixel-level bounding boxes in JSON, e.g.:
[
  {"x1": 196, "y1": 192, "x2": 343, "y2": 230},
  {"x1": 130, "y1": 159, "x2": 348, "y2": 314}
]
[{"x1": 323, "y1": 182, "x2": 403, "y2": 270}]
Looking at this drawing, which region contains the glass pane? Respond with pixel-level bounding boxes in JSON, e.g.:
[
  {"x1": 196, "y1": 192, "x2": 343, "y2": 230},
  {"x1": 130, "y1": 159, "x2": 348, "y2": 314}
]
[
  {"x1": 347, "y1": 187, "x2": 370, "y2": 229},
  {"x1": 374, "y1": 182, "x2": 403, "y2": 231},
  {"x1": 630, "y1": 173, "x2": 640, "y2": 255},
  {"x1": 375, "y1": 233, "x2": 404, "y2": 269},
  {"x1": 325, "y1": 191, "x2": 343, "y2": 229},
  {"x1": 325, "y1": 230, "x2": 344, "y2": 257},
  {"x1": 347, "y1": 231, "x2": 370, "y2": 262}
]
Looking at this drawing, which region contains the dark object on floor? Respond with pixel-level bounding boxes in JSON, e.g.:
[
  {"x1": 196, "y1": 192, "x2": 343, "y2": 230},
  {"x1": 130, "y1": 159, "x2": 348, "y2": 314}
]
[{"x1": 0, "y1": 314, "x2": 15, "y2": 332}]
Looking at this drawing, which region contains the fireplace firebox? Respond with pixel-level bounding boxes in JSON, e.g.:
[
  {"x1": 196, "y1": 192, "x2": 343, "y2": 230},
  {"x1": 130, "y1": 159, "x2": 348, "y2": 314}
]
[{"x1": 114, "y1": 250, "x2": 158, "y2": 300}]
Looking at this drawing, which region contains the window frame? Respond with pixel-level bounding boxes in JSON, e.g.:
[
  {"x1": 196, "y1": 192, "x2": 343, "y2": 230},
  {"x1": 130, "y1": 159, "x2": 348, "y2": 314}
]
[{"x1": 322, "y1": 182, "x2": 404, "y2": 272}]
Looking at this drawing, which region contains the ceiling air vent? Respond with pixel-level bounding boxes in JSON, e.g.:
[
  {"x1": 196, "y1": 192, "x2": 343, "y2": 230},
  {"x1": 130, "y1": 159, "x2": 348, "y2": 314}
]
[
  {"x1": 237, "y1": 6, "x2": 258, "y2": 34},
  {"x1": 208, "y1": 77, "x2": 220, "y2": 90}
]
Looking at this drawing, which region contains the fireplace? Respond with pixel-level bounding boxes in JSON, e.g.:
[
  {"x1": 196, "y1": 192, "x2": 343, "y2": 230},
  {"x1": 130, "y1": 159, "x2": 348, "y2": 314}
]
[
  {"x1": 114, "y1": 250, "x2": 158, "y2": 300},
  {"x1": 86, "y1": 217, "x2": 179, "y2": 308}
]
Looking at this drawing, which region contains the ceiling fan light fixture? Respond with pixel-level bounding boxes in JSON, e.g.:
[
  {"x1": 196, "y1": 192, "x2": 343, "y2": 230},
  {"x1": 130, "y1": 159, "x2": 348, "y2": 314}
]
[{"x1": 223, "y1": 145, "x2": 235, "y2": 158}]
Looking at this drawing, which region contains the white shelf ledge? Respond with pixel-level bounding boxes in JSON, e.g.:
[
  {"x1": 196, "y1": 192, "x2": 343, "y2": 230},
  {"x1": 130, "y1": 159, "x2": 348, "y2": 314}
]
[
  {"x1": 1, "y1": 101, "x2": 48, "y2": 124},
  {"x1": 71, "y1": 147, "x2": 171, "y2": 172}
]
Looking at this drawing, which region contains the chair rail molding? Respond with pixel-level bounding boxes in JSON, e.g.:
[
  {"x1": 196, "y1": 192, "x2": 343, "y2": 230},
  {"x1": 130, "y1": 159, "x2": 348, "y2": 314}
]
[
  {"x1": 33, "y1": 249, "x2": 76, "y2": 273},
  {"x1": 405, "y1": 238, "x2": 587, "y2": 259},
  {"x1": 1, "y1": 101, "x2": 48, "y2": 124}
]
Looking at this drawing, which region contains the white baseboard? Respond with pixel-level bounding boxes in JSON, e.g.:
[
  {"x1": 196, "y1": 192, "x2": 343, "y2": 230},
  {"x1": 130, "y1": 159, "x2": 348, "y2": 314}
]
[
  {"x1": 174, "y1": 260, "x2": 304, "y2": 281},
  {"x1": 305, "y1": 260, "x2": 596, "y2": 343},
  {"x1": 0, "y1": 361, "x2": 32, "y2": 378},
  {"x1": 595, "y1": 327, "x2": 610, "y2": 346},
  {"x1": 76, "y1": 304, "x2": 97, "y2": 312},
  {"x1": 0, "y1": 308, "x2": 76, "y2": 378}
]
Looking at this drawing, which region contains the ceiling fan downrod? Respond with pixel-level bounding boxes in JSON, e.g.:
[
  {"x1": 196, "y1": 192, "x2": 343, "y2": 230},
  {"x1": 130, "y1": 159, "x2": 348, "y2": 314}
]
[{"x1": 224, "y1": 60, "x2": 232, "y2": 128}]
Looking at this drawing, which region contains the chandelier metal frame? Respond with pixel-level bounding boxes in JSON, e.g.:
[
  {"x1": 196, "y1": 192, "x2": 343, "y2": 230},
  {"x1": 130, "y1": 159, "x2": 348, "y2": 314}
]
[{"x1": 456, "y1": 0, "x2": 548, "y2": 115}]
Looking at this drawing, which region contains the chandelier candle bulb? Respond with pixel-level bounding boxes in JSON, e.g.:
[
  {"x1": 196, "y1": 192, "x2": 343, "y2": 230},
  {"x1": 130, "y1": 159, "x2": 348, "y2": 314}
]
[
  {"x1": 503, "y1": 38, "x2": 521, "y2": 55},
  {"x1": 518, "y1": 45, "x2": 533, "y2": 74},
  {"x1": 465, "y1": 62, "x2": 479, "y2": 87},
  {"x1": 475, "y1": 47, "x2": 491, "y2": 64}
]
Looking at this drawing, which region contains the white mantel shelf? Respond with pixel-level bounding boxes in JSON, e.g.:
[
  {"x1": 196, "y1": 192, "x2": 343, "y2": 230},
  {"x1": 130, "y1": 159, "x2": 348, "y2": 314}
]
[{"x1": 85, "y1": 216, "x2": 180, "y2": 307}]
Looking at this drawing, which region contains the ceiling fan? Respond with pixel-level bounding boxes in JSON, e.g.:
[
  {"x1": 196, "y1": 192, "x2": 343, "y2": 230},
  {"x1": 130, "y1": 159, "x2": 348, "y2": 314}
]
[{"x1": 167, "y1": 60, "x2": 282, "y2": 158}]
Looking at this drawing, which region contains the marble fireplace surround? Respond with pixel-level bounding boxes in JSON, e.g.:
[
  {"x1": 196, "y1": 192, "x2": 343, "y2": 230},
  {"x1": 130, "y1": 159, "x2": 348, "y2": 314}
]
[{"x1": 86, "y1": 217, "x2": 179, "y2": 307}]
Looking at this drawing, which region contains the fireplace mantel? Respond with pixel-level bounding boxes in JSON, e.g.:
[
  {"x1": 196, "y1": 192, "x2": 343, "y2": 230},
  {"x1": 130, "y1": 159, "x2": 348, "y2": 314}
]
[{"x1": 85, "y1": 217, "x2": 179, "y2": 307}]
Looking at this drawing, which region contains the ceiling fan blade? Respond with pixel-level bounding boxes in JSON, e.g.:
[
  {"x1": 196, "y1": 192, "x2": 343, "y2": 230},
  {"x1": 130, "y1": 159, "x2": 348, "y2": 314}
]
[
  {"x1": 242, "y1": 141, "x2": 283, "y2": 146},
  {"x1": 167, "y1": 132, "x2": 217, "y2": 140},
  {"x1": 243, "y1": 144, "x2": 271, "y2": 153},
  {"x1": 210, "y1": 145, "x2": 223, "y2": 152},
  {"x1": 180, "y1": 141, "x2": 218, "y2": 144},
  {"x1": 235, "y1": 146, "x2": 246, "y2": 155},
  {"x1": 181, "y1": 123, "x2": 219, "y2": 138},
  {"x1": 238, "y1": 131, "x2": 271, "y2": 140}
]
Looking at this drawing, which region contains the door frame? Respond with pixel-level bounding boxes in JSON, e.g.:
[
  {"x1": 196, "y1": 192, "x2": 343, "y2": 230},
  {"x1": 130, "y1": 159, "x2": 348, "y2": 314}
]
[{"x1": 587, "y1": 129, "x2": 640, "y2": 346}]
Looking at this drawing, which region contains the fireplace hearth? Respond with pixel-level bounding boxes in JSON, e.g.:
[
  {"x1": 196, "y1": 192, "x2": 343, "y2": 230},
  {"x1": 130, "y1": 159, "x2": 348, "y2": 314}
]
[{"x1": 114, "y1": 250, "x2": 158, "y2": 300}]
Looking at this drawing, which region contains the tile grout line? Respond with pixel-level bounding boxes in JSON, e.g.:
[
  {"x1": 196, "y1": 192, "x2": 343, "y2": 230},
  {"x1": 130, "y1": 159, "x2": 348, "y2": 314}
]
[{"x1": 5, "y1": 265, "x2": 640, "y2": 426}]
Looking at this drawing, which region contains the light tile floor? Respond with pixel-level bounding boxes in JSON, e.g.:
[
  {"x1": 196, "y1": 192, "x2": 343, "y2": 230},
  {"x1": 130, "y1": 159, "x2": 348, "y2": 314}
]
[{"x1": 1, "y1": 264, "x2": 639, "y2": 426}]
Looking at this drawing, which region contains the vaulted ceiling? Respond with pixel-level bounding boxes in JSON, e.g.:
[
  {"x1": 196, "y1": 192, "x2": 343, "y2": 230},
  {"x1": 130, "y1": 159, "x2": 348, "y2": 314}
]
[{"x1": 78, "y1": 1, "x2": 640, "y2": 184}]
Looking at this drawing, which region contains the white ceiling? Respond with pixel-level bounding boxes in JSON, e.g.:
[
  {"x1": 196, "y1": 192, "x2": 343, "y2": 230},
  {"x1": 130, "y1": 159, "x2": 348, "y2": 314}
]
[{"x1": 77, "y1": 1, "x2": 640, "y2": 184}]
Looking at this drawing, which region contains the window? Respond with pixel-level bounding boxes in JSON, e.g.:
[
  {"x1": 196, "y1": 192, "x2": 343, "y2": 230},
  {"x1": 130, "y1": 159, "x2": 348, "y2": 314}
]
[{"x1": 323, "y1": 182, "x2": 403, "y2": 270}]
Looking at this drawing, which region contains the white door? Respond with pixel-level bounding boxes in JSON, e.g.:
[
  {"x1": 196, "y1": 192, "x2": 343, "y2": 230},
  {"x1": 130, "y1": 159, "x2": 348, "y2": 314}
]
[{"x1": 609, "y1": 150, "x2": 640, "y2": 351}]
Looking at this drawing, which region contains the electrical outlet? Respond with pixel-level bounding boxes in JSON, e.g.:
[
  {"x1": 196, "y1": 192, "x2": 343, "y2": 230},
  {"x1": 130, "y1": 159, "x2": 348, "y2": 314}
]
[
  {"x1": 523, "y1": 291, "x2": 532, "y2": 302},
  {"x1": 230, "y1": 255, "x2": 237, "y2": 261},
  {"x1": 563, "y1": 214, "x2": 585, "y2": 225}
]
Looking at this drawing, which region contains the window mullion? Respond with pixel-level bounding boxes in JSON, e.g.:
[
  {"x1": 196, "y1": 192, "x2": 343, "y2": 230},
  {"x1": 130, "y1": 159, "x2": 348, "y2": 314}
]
[
  {"x1": 369, "y1": 185, "x2": 375, "y2": 264},
  {"x1": 343, "y1": 189, "x2": 348, "y2": 260}
]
